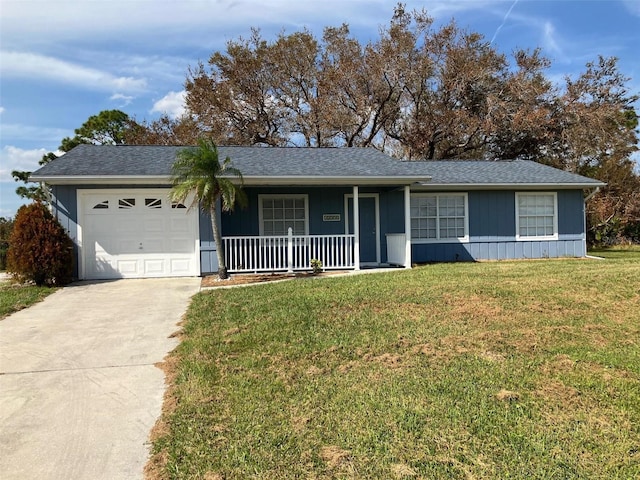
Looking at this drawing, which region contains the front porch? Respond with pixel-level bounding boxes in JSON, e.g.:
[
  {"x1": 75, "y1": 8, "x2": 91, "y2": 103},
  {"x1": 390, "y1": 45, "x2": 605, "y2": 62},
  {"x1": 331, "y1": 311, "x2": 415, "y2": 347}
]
[
  {"x1": 223, "y1": 230, "x2": 357, "y2": 273},
  {"x1": 211, "y1": 185, "x2": 414, "y2": 274}
]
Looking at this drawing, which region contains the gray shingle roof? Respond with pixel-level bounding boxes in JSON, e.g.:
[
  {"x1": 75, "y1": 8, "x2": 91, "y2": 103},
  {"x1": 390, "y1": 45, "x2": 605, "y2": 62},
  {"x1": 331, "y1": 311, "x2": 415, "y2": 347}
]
[
  {"x1": 30, "y1": 144, "x2": 603, "y2": 188},
  {"x1": 407, "y1": 159, "x2": 603, "y2": 186}
]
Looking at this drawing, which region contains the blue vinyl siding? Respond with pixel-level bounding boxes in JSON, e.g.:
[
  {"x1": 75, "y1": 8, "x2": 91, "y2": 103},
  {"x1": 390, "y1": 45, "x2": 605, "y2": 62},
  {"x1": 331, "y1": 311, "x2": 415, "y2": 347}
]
[
  {"x1": 412, "y1": 189, "x2": 587, "y2": 263},
  {"x1": 557, "y1": 190, "x2": 585, "y2": 235},
  {"x1": 222, "y1": 187, "x2": 352, "y2": 237},
  {"x1": 412, "y1": 239, "x2": 585, "y2": 263},
  {"x1": 468, "y1": 191, "x2": 515, "y2": 237},
  {"x1": 50, "y1": 185, "x2": 80, "y2": 277}
]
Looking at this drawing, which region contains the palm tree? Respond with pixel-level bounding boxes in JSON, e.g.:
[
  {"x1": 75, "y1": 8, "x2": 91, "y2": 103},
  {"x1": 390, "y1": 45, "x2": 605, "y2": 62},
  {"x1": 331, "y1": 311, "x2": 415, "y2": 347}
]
[{"x1": 170, "y1": 139, "x2": 246, "y2": 280}]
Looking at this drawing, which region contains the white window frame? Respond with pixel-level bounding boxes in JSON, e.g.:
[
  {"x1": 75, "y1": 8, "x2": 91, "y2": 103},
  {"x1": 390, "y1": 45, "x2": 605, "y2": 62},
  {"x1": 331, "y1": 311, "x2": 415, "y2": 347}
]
[
  {"x1": 410, "y1": 193, "x2": 469, "y2": 243},
  {"x1": 258, "y1": 194, "x2": 309, "y2": 236},
  {"x1": 515, "y1": 192, "x2": 558, "y2": 241}
]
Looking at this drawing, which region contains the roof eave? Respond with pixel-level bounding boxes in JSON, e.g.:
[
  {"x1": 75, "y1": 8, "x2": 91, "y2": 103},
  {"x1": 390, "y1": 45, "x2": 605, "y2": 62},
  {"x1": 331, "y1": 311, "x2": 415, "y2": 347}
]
[
  {"x1": 29, "y1": 175, "x2": 172, "y2": 185},
  {"x1": 412, "y1": 182, "x2": 606, "y2": 190},
  {"x1": 241, "y1": 175, "x2": 432, "y2": 186},
  {"x1": 31, "y1": 175, "x2": 432, "y2": 186}
]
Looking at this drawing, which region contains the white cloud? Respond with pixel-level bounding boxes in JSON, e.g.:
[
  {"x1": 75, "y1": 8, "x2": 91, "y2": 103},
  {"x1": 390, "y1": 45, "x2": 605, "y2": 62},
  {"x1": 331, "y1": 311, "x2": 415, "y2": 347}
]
[
  {"x1": 0, "y1": 146, "x2": 47, "y2": 182},
  {"x1": 110, "y1": 93, "x2": 135, "y2": 106},
  {"x1": 0, "y1": 107, "x2": 5, "y2": 115},
  {"x1": 151, "y1": 91, "x2": 187, "y2": 119},
  {"x1": 0, "y1": 51, "x2": 147, "y2": 93}
]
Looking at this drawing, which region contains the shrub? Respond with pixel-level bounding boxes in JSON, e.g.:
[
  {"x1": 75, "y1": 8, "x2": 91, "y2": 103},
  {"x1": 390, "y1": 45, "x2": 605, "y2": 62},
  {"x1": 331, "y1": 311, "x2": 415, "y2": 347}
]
[
  {"x1": 0, "y1": 217, "x2": 13, "y2": 271},
  {"x1": 310, "y1": 258, "x2": 323, "y2": 274},
  {"x1": 6, "y1": 202, "x2": 74, "y2": 286}
]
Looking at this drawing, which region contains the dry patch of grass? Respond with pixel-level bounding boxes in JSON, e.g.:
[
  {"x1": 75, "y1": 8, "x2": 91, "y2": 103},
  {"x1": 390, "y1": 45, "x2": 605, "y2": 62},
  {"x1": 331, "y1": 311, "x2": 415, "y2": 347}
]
[{"x1": 148, "y1": 253, "x2": 640, "y2": 479}]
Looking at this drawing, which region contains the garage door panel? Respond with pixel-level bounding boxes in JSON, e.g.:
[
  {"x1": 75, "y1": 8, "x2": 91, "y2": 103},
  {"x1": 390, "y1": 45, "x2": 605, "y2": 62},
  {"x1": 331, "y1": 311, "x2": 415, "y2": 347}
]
[
  {"x1": 169, "y1": 217, "x2": 190, "y2": 233},
  {"x1": 115, "y1": 259, "x2": 140, "y2": 275},
  {"x1": 167, "y1": 237, "x2": 193, "y2": 253},
  {"x1": 143, "y1": 259, "x2": 165, "y2": 276},
  {"x1": 144, "y1": 218, "x2": 165, "y2": 233},
  {"x1": 170, "y1": 258, "x2": 193, "y2": 275},
  {"x1": 115, "y1": 239, "x2": 141, "y2": 254},
  {"x1": 81, "y1": 190, "x2": 199, "y2": 279},
  {"x1": 142, "y1": 238, "x2": 164, "y2": 253},
  {"x1": 117, "y1": 218, "x2": 140, "y2": 234}
]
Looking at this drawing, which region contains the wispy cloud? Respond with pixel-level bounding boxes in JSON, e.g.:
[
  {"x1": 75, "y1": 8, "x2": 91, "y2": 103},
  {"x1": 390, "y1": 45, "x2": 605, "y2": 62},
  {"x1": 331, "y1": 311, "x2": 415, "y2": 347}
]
[
  {"x1": 0, "y1": 51, "x2": 147, "y2": 93},
  {"x1": 151, "y1": 91, "x2": 186, "y2": 119},
  {"x1": 491, "y1": 0, "x2": 519, "y2": 44},
  {"x1": 542, "y1": 21, "x2": 563, "y2": 57},
  {"x1": 110, "y1": 93, "x2": 135, "y2": 107},
  {"x1": 0, "y1": 146, "x2": 47, "y2": 182}
]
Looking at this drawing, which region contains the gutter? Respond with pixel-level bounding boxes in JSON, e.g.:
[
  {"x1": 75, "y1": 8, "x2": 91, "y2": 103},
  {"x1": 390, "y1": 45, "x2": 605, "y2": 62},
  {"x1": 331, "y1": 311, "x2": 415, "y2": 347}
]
[
  {"x1": 28, "y1": 175, "x2": 173, "y2": 185},
  {"x1": 411, "y1": 182, "x2": 606, "y2": 191},
  {"x1": 29, "y1": 174, "x2": 434, "y2": 187}
]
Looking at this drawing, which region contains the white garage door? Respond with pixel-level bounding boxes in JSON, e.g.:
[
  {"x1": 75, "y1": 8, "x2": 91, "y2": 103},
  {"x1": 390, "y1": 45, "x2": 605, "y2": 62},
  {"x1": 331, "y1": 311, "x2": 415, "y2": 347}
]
[{"x1": 80, "y1": 189, "x2": 199, "y2": 279}]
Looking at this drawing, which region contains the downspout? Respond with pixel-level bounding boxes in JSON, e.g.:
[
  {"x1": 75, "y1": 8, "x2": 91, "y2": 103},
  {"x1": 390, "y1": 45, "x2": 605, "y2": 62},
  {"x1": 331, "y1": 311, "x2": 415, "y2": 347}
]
[
  {"x1": 584, "y1": 186, "x2": 600, "y2": 202},
  {"x1": 41, "y1": 182, "x2": 53, "y2": 211},
  {"x1": 404, "y1": 185, "x2": 411, "y2": 268},
  {"x1": 353, "y1": 185, "x2": 360, "y2": 271}
]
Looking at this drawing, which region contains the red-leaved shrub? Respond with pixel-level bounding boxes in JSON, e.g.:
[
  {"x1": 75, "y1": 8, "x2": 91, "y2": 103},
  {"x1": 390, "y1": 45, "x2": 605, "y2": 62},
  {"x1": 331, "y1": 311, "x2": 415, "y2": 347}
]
[{"x1": 6, "y1": 202, "x2": 74, "y2": 286}]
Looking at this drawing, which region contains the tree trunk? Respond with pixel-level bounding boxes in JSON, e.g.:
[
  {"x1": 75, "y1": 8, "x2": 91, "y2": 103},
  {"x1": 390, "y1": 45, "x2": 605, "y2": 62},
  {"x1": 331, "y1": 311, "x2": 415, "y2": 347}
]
[{"x1": 210, "y1": 207, "x2": 228, "y2": 280}]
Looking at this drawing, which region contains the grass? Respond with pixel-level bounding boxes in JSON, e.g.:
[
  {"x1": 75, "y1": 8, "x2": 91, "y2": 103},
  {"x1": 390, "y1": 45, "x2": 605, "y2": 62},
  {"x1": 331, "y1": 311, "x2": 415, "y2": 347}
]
[
  {"x1": 0, "y1": 279, "x2": 58, "y2": 319},
  {"x1": 149, "y1": 249, "x2": 640, "y2": 479}
]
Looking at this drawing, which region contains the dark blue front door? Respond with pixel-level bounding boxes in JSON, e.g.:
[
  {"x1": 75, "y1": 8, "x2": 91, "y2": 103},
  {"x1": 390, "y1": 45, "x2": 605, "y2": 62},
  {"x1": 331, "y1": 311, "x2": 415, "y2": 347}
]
[{"x1": 347, "y1": 196, "x2": 377, "y2": 263}]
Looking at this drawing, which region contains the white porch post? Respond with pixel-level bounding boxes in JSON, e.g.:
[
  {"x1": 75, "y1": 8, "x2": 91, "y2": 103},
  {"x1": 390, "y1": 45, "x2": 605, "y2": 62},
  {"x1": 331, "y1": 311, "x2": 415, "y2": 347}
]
[
  {"x1": 353, "y1": 185, "x2": 360, "y2": 271},
  {"x1": 287, "y1": 227, "x2": 294, "y2": 273},
  {"x1": 404, "y1": 185, "x2": 412, "y2": 268}
]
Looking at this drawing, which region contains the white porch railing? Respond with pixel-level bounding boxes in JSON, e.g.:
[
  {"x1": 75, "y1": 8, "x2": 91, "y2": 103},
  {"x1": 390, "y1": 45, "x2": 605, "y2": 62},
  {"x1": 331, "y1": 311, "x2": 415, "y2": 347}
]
[{"x1": 223, "y1": 228, "x2": 356, "y2": 273}]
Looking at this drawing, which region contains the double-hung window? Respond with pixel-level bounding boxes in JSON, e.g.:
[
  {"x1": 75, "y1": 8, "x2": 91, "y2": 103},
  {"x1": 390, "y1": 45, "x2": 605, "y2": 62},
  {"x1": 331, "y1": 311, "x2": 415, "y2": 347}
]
[
  {"x1": 515, "y1": 192, "x2": 558, "y2": 240},
  {"x1": 410, "y1": 193, "x2": 468, "y2": 242},
  {"x1": 259, "y1": 195, "x2": 308, "y2": 236}
]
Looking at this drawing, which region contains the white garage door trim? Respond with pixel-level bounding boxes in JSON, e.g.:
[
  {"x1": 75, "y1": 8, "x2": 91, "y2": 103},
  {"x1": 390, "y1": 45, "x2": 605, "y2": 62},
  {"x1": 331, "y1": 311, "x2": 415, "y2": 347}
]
[{"x1": 77, "y1": 189, "x2": 200, "y2": 279}]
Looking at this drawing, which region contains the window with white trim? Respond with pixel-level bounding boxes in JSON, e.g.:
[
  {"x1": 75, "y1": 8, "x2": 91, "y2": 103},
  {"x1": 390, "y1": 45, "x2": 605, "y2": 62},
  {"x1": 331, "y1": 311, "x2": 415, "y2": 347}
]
[
  {"x1": 516, "y1": 192, "x2": 558, "y2": 239},
  {"x1": 410, "y1": 193, "x2": 468, "y2": 241},
  {"x1": 259, "y1": 195, "x2": 308, "y2": 236}
]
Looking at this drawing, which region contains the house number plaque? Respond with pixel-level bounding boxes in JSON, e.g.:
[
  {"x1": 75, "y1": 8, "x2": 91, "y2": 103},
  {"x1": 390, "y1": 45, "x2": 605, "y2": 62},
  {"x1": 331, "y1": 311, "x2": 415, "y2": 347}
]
[{"x1": 322, "y1": 214, "x2": 341, "y2": 222}]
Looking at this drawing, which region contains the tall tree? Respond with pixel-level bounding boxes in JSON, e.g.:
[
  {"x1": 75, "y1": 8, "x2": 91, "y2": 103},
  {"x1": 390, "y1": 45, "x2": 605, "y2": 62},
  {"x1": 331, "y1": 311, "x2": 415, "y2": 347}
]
[
  {"x1": 160, "y1": 4, "x2": 640, "y2": 242},
  {"x1": 170, "y1": 139, "x2": 246, "y2": 279},
  {"x1": 550, "y1": 57, "x2": 639, "y2": 243},
  {"x1": 12, "y1": 110, "x2": 131, "y2": 200},
  {"x1": 186, "y1": 29, "x2": 288, "y2": 146},
  {"x1": 125, "y1": 113, "x2": 201, "y2": 146}
]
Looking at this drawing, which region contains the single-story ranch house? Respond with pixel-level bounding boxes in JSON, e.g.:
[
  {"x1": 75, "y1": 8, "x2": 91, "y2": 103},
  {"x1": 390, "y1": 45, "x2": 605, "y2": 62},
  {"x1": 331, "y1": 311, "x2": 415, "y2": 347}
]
[{"x1": 30, "y1": 144, "x2": 604, "y2": 280}]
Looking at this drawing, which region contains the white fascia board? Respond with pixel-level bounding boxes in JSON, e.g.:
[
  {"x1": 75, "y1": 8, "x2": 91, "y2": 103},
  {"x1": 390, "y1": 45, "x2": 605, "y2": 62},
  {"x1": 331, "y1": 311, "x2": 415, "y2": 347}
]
[
  {"x1": 411, "y1": 182, "x2": 605, "y2": 191},
  {"x1": 32, "y1": 175, "x2": 431, "y2": 186},
  {"x1": 241, "y1": 176, "x2": 432, "y2": 186},
  {"x1": 29, "y1": 175, "x2": 172, "y2": 185}
]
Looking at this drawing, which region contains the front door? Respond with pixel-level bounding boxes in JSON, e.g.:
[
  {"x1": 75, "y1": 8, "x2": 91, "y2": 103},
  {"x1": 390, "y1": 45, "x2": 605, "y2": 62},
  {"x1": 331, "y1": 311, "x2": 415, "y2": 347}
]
[{"x1": 347, "y1": 195, "x2": 379, "y2": 264}]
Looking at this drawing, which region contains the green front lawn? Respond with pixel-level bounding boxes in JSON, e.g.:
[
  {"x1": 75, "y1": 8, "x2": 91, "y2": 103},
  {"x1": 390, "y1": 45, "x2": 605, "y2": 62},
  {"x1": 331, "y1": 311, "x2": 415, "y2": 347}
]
[
  {"x1": 150, "y1": 251, "x2": 640, "y2": 479},
  {"x1": 0, "y1": 280, "x2": 57, "y2": 319}
]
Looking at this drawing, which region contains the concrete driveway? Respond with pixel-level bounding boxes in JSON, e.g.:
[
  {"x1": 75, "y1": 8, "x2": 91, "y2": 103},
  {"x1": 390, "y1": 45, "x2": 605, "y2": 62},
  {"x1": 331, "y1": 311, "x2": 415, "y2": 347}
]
[{"x1": 0, "y1": 277, "x2": 201, "y2": 480}]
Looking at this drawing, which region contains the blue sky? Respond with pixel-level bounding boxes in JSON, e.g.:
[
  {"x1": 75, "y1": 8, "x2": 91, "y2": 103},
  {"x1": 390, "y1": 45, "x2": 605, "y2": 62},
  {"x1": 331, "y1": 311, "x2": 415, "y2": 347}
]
[{"x1": 1, "y1": 0, "x2": 639, "y2": 217}]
